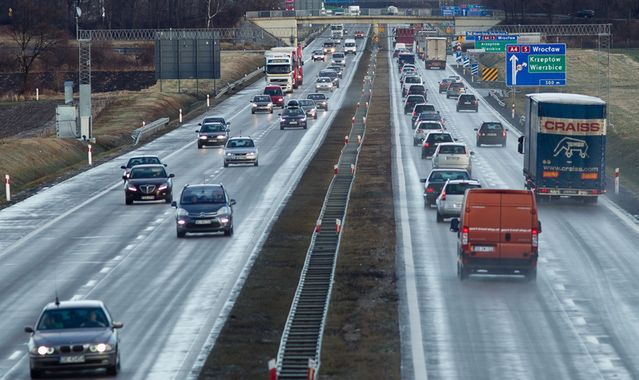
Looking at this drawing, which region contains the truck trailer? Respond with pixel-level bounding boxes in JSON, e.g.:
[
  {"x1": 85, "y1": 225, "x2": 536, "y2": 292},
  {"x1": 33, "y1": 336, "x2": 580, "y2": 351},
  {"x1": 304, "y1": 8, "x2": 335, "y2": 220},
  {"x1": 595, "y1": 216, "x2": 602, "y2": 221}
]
[{"x1": 518, "y1": 93, "x2": 607, "y2": 202}]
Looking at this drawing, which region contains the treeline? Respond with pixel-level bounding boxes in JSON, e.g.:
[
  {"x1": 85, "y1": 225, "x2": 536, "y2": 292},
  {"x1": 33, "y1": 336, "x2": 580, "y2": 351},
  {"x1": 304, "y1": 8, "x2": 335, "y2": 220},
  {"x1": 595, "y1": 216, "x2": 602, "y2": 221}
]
[{"x1": 483, "y1": 0, "x2": 639, "y2": 22}]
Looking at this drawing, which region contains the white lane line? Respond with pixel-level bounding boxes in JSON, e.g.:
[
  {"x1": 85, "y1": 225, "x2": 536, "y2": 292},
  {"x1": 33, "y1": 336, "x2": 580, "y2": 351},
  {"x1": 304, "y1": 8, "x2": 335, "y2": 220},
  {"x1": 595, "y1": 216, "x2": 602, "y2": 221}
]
[
  {"x1": 84, "y1": 280, "x2": 97, "y2": 287},
  {"x1": 7, "y1": 351, "x2": 21, "y2": 361},
  {"x1": 574, "y1": 317, "x2": 587, "y2": 326},
  {"x1": 586, "y1": 336, "x2": 600, "y2": 345},
  {"x1": 99, "y1": 267, "x2": 110, "y2": 274},
  {"x1": 113, "y1": 255, "x2": 123, "y2": 261},
  {"x1": 145, "y1": 226, "x2": 154, "y2": 231},
  {"x1": 389, "y1": 43, "x2": 429, "y2": 380},
  {"x1": 71, "y1": 294, "x2": 82, "y2": 301},
  {"x1": 136, "y1": 235, "x2": 144, "y2": 240},
  {"x1": 155, "y1": 218, "x2": 164, "y2": 224},
  {"x1": 124, "y1": 244, "x2": 134, "y2": 250}
]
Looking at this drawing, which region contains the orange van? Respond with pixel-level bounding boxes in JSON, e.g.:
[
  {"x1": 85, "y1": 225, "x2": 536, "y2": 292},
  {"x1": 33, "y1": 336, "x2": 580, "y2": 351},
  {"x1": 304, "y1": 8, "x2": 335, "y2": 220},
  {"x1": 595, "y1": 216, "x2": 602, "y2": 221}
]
[{"x1": 449, "y1": 189, "x2": 541, "y2": 281}]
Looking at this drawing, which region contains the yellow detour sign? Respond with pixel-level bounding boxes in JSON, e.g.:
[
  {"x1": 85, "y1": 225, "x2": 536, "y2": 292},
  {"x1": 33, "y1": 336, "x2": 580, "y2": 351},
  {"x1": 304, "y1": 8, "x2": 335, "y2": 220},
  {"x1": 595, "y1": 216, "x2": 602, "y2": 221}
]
[
  {"x1": 482, "y1": 67, "x2": 498, "y2": 81},
  {"x1": 379, "y1": 25, "x2": 385, "y2": 33}
]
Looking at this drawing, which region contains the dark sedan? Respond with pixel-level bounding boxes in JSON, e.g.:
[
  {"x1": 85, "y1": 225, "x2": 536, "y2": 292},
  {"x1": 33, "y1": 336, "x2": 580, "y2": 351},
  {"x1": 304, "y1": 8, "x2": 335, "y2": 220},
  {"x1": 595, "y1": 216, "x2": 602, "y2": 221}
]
[
  {"x1": 475, "y1": 121, "x2": 507, "y2": 147},
  {"x1": 307, "y1": 93, "x2": 329, "y2": 111},
  {"x1": 172, "y1": 184, "x2": 236, "y2": 237},
  {"x1": 279, "y1": 107, "x2": 308, "y2": 130},
  {"x1": 404, "y1": 94, "x2": 426, "y2": 114},
  {"x1": 124, "y1": 164, "x2": 174, "y2": 205},
  {"x1": 197, "y1": 122, "x2": 229, "y2": 148},
  {"x1": 25, "y1": 300, "x2": 123, "y2": 378}
]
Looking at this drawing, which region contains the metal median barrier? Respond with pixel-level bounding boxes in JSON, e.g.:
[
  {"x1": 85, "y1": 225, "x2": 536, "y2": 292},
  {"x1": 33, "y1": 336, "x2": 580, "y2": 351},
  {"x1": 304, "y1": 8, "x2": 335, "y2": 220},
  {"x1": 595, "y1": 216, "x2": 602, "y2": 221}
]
[
  {"x1": 131, "y1": 117, "x2": 170, "y2": 145},
  {"x1": 215, "y1": 67, "x2": 264, "y2": 99},
  {"x1": 275, "y1": 47, "x2": 378, "y2": 379}
]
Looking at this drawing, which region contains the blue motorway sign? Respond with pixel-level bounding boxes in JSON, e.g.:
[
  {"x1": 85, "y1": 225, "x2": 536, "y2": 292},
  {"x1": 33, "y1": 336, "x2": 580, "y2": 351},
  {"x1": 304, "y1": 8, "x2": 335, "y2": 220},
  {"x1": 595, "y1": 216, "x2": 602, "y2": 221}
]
[
  {"x1": 505, "y1": 44, "x2": 566, "y2": 86},
  {"x1": 465, "y1": 31, "x2": 506, "y2": 41}
]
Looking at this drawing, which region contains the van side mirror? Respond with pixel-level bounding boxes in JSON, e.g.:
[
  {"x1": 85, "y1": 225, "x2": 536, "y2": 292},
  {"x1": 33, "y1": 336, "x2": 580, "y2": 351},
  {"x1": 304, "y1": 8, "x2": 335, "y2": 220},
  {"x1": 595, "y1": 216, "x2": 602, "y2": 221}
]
[
  {"x1": 230, "y1": 199, "x2": 237, "y2": 206},
  {"x1": 450, "y1": 218, "x2": 460, "y2": 232},
  {"x1": 120, "y1": 165, "x2": 127, "y2": 170},
  {"x1": 517, "y1": 136, "x2": 525, "y2": 154},
  {"x1": 171, "y1": 201, "x2": 177, "y2": 207},
  {"x1": 195, "y1": 130, "x2": 200, "y2": 133},
  {"x1": 538, "y1": 220, "x2": 542, "y2": 233},
  {"x1": 24, "y1": 326, "x2": 34, "y2": 333}
]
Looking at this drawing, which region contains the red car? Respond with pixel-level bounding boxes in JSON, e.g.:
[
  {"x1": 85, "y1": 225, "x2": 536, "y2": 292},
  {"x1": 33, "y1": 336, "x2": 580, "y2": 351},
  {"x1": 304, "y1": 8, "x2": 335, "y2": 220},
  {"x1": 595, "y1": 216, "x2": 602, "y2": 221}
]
[
  {"x1": 354, "y1": 31, "x2": 365, "y2": 39},
  {"x1": 263, "y1": 86, "x2": 284, "y2": 108}
]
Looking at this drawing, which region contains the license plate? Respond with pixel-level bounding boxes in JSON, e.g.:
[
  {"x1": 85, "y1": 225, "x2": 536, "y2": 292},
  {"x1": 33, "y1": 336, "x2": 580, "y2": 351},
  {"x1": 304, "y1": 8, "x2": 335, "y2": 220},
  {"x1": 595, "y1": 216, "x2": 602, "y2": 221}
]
[
  {"x1": 446, "y1": 156, "x2": 460, "y2": 160},
  {"x1": 60, "y1": 355, "x2": 85, "y2": 364},
  {"x1": 289, "y1": 121, "x2": 297, "y2": 124},
  {"x1": 474, "y1": 246, "x2": 494, "y2": 252},
  {"x1": 195, "y1": 219, "x2": 213, "y2": 225},
  {"x1": 141, "y1": 195, "x2": 155, "y2": 200},
  {"x1": 486, "y1": 133, "x2": 496, "y2": 136}
]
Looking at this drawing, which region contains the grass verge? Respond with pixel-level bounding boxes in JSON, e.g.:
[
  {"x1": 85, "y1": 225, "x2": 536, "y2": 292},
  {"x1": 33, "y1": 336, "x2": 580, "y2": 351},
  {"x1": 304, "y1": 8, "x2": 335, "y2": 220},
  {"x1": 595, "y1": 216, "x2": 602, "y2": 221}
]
[{"x1": 199, "y1": 43, "x2": 371, "y2": 379}]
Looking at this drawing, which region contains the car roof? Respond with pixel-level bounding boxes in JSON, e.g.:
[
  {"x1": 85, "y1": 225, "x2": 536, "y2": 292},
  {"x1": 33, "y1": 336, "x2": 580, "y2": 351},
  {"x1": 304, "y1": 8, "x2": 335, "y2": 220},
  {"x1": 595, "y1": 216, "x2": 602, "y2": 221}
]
[
  {"x1": 228, "y1": 136, "x2": 253, "y2": 141},
  {"x1": 184, "y1": 183, "x2": 223, "y2": 191},
  {"x1": 129, "y1": 154, "x2": 160, "y2": 160},
  {"x1": 43, "y1": 300, "x2": 105, "y2": 310},
  {"x1": 437, "y1": 142, "x2": 466, "y2": 148},
  {"x1": 129, "y1": 164, "x2": 167, "y2": 169},
  {"x1": 445, "y1": 179, "x2": 481, "y2": 185}
]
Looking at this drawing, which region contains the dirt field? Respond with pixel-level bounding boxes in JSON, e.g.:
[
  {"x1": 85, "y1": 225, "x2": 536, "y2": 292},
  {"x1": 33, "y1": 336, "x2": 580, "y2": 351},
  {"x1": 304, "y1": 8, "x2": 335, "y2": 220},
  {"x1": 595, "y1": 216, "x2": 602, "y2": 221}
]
[{"x1": 200, "y1": 40, "x2": 399, "y2": 379}]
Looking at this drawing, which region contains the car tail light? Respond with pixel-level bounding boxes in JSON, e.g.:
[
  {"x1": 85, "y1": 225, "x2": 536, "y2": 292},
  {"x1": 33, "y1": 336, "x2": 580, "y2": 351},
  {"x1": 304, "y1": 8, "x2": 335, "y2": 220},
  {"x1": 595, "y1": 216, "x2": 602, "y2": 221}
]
[
  {"x1": 412, "y1": 111, "x2": 416, "y2": 117},
  {"x1": 531, "y1": 228, "x2": 539, "y2": 247},
  {"x1": 440, "y1": 191, "x2": 446, "y2": 201},
  {"x1": 423, "y1": 142, "x2": 430, "y2": 148},
  {"x1": 426, "y1": 186, "x2": 434, "y2": 193},
  {"x1": 502, "y1": 131, "x2": 507, "y2": 137},
  {"x1": 462, "y1": 226, "x2": 469, "y2": 245},
  {"x1": 539, "y1": 188, "x2": 550, "y2": 193}
]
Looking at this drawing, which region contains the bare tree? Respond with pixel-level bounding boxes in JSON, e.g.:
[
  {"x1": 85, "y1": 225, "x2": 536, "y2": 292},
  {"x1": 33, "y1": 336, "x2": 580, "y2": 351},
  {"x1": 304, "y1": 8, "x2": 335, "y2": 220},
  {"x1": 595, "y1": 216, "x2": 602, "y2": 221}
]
[
  {"x1": 205, "y1": 0, "x2": 229, "y2": 28},
  {"x1": 9, "y1": 0, "x2": 64, "y2": 93}
]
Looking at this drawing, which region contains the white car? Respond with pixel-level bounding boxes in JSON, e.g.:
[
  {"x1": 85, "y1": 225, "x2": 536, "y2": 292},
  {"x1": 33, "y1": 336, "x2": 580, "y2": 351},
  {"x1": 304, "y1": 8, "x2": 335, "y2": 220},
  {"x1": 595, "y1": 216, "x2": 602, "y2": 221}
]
[
  {"x1": 413, "y1": 121, "x2": 444, "y2": 146},
  {"x1": 431, "y1": 142, "x2": 473, "y2": 174},
  {"x1": 315, "y1": 77, "x2": 334, "y2": 92},
  {"x1": 331, "y1": 52, "x2": 346, "y2": 66},
  {"x1": 435, "y1": 179, "x2": 481, "y2": 222},
  {"x1": 312, "y1": 50, "x2": 326, "y2": 62}
]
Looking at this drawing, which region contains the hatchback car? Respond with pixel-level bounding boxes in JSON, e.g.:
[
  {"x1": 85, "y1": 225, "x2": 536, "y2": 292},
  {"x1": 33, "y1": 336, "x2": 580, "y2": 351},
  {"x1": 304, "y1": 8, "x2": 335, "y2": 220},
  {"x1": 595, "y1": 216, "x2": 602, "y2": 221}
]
[
  {"x1": 404, "y1": 94, "x2": 427, "y2": 114},
  {"x1": 432, "y1": 143, "x2": 473, "y2": 174},
  {"x1": 196, "y1": 122, "x2": 229, "y2": 148},
  {"x1": 298, "y1": 99, "x2": 318, "y2": 119},
  {"x1": 172, "y1": 184, "x2": 236, "y2": 237},
  {"x1": 420, "y1": 168, "x2": 471, "y2": 207},
  {"x1": 25, "y1": 300, "x2": 123, "y2": 378},
  {"x1": 331, "y1": 52, "x2": 346, "y2": 66},
  {"x1": 412, "y1": 111, "x2": 444, "y2": 129},
  {"x1": 319, "y1": 70, "x2": 340, "y2": 88},
  {"x1": 456, "y1": 94, "x2": 479, "y2": 112},
  {"x1": 312, "y1": 49, "x2": 326, "y2": 61},
  {"x1": 124, "y1": 164, "x2": 174, "y2": 205},
  {"x1": 315, "y1": 77, "x2": 334, "y2": 92},
  {"x1": 435, "y1": 179, "x2": 482, "y2": 222},
  {"x1": 224, "y1": 136, "x2": 258, "y2": 167},
  {"x1": 446, "y1": 81, "x2": 466, "y2": 98},
  {"x1": 421, "y1": 131, "x2": 455, "y2": 159},
  {"x1": 475, "y1": 121, "x2": 507, "y2": 147},
  {"x1": 279, "y1": 107, "x2": 308, "y2": 129},
  {"x1": 407, "y1": 84, "x2": 426, "y2": 97},
  {"x1": 326, "y1": 65, "x2": 343, "y2": 78},
  {"x1": 263, "y1": 86, "x2": 285, "y2": 108},
  {"x1": 250, "y1": 95, "x2": 273, "y2": 114},
  {"x1": 411, "y1": 104, "x2": 436, "y2": 125},
  {"x1": 354, "y1": 30, "x2": 365, "y2": 39},
  {"x1": 307, "y1": 93, "x2": 329, "y2": 111},
  {"x1": 413, "y1": 121, "x2": 444, "y2": 146},
  {"x1": 438, "y1": 77, "x2": 457, "y2": 93},
  {"x1": 323, "y1": 41, "x2": 336, "y2": 54},
  {"x1": 120, "y1": 155, "x2": 166, "y2": 182}
]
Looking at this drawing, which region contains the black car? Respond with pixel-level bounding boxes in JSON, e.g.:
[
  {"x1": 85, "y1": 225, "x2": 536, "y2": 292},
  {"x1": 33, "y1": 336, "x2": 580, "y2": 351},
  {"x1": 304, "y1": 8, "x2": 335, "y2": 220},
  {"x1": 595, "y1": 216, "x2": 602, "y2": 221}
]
[
  {"x1": 420, "y1": 169, "x2": 471, "y2": 207},
  {"x1": 398, "y1": 53, "x2": 415, "y2": 67},
  {"x1": 475, "y1": 121, "x2": 507, "y2": 147},
  {"x1": 124, "y1": 164, "x2": 174, "y2": 205},
  {"x1": 120, "y1": 155, "x2": 166, "y2": 182},
  {"x1": 404, "y1": 94, "x2": 426, "y2": 114},
  {"x1": 421, "y1": 132, "x2": 455, "y2": 159},
  {"x1": 279, "y1": 106, "x2": 308, "y2": 129},
  {"x1": 197, "y1": 122, "x2": 229, "y2": 148},
  {"x1": 25, "y1": 300, "x2": 123, "y2": 378},
  {"x1": 456, "y1": 94, "x2": 479, "y2": 112},
  {"x1": 326, "y1": 65, "x2": 343, "y2": 78},
  {"x1": 307, "y1": 93, "x2": 329, "y2": 111},
  {"x1": 411, "y1": 103, "x2": 436, "y2": 125},
  {"x1": 172, "y1": 184, "x2": 236, "y2": 237},
  {"x1": 407, "y1": 84, "x2": 426, "y2": 97}
]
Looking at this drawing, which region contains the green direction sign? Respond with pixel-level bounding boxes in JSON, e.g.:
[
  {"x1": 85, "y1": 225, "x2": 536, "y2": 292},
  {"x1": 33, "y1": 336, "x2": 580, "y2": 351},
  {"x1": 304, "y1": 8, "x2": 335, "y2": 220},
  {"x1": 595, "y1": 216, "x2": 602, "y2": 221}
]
[
  {"x1": 528, "y1": 55, "x2": 565, "y2": 73},
  {"x1": 475, "y1": 35, "x2": 518, "y2": 53}
]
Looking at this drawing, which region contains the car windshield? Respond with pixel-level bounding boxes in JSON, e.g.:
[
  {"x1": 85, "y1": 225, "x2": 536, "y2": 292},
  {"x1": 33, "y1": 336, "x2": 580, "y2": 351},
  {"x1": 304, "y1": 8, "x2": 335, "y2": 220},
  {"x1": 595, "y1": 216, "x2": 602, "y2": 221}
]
[
  {"x1": 405, "y1": 77, "x2": 421, "y2": 83},
  {"x1": 323, "y1": 42, "x2": 334, "y2": 47},
  {"x1": 313, "y1": 50, "x2": 322, "y2": 54},
  {"x1": 254, "y1": 96, "x2": 270, "y2": 102},
  {"x1": 416, "y1": 105, "x2": 435, "y2": 113},
  {"x1": 410, "y1": 86, "x2": 425, "y2": 92},
  {"x1": 227, "y1": 139, "x2": 255, "y2": 148},
  {"x1": 429, "y1": 171, "x2": 470, "y2": 182},
  {"x1": 308, "y1": 94, "x2": 326, "y2": 100},
  {"x1": 333, "y1": 53, "x2": 345, "y2": 58},
  {"x1": 449, "y1": 83, "x2": 464, "y2": 89},
  {"x1": 445, "y1": 183, "x2": 481, "y2": 195},
  {"x1": 460, "y1": 95, "x2": 475, "y2": 101},
  {"x1": 266, "y1": 65, "x2": 291, "y2": 74},
  {"x1": 439, "y1": 145, "x2": 467, "y2": 154},
  {"x1": 200, "y1": 123, "x2": 226, "y2": 132},
  {"x1": 130, "y1": 167, "x2": 167, "y2": 179},
  {"x1": 126, "y1": 157, "x2": 160, "y2": 168},
  {"x1": 202, "y1": 117, "x2": 224, "y2": 124},
  {"x1": 264, "y1": 88, "x2": 282, "y2": 96},
  {"x1": 482, "y1": 123, "x2": 503, "y2": 131},
  {"x1": 284, "y1": 108, "x2": 305, "y2": 116},
  {"x1": 320, "y1": 71, "x2": 337, "y2": 78},
  {"x1": 37, "y1": 307, "x2": 108, "y2": 330},
  {"x1": 181, "y1": 187, "x2": 226, "y2": 204},
  {"x1": 428, "y1": 134, "x2": 453, "y2": 143},
  {"x1": 419, "y1": 122, "x2": 442, "y2": 130},
  {"x1": 299, "y1": 100, "x2": 314, "y2": 107},
  {"x1": 407, "y1": 96, "x2": 425, "y2": 103}
]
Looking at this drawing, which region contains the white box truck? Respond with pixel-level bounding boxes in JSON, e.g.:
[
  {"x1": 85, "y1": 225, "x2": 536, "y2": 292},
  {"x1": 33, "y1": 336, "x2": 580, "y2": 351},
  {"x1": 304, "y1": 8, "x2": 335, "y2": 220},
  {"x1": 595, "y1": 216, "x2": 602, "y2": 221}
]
[{"x1": 425, "y1": 37, "x2": 447, "y2": 70}]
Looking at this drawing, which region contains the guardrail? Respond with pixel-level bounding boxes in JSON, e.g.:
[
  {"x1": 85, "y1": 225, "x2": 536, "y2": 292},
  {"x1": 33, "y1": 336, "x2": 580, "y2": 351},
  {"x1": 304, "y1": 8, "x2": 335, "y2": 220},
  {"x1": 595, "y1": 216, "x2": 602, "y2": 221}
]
[
  {"x1": 246, "y1": 8, "x2": 503, "y2": 18},
  {"x1": 214, "y1": 67, "x2": 264, "y2": 99},
  {"x1": 131, "y1": 117, "x2": 169, "y2": 145},
  {"x1": 489, "y1": 89, "x2": 506, "y2": 107}
]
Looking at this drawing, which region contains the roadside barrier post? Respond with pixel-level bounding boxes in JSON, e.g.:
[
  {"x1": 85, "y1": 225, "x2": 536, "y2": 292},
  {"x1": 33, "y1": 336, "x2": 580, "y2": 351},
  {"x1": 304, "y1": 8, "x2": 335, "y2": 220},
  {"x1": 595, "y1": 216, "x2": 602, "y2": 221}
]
[
  {"x1": 268, "y1": 359, "x2": 277, "y2": 380},
  {"x1": 207, "y1": 94, "x2": 210, "y2": 107},
  {"x1": 615, "y1": 168, "x2": 620, "y2": 195},
  {"x1": 142, "y1": 121, "x2": 146, "y2": 127},
  {"x1": 350, "y1": 163, "x2": 356, "y2": 175},
  {"x1": 335, "y1": 218, "x2": 341, "y2": 233},
  {"x1": 511, "y1": 103, "x2": 515, "y2": 119},
  {"x1": 4, "y1": 174, "x2": 10, "y2": 202},
  {"x1": 344, "y1": 135, "x2": 349, "y2": 144},
  {"x1": 87, "y1": 144, "x2": 93, "y2": 166},
  {"x1": 307, "y1": 358, "x2": 316, "y2": 380},
  {"x1": 333, "y1": 164, "x2": 339, "y2": 175},
  {"x1": 179, "y1": 109, "x2": 183, "y2": 123},
  {"x1": 357, "y1": 135, "x2": 362, "y2": 145},
  {"x1": 36, "y1": 88, "x2": 39, "y2": 101},
  {"x1": 315, "y1": 218, "x2": 322, "y2": 233}
]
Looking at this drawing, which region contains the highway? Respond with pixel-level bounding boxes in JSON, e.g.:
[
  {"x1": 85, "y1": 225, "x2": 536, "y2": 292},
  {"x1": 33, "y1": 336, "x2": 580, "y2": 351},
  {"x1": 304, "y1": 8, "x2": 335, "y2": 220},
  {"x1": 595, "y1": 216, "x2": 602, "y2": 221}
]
[
  {"x1": 0, "y1": 29, "x2": 367, "y2": 379},
  {"x1": 390, "y1": 41, "x2": 639, "y2": 379}
]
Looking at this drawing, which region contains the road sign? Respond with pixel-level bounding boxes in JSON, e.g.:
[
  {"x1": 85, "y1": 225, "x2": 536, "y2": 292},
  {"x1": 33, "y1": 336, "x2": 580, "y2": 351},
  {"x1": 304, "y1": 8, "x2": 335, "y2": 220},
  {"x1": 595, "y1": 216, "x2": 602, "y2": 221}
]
[
  {"x1": 465, "y1": 31, "x2": 506, "y2": 41},
  {"x1": 471, "y1": 63, "x2": 478, "y2": 75},
  {"x1": 454, "y1": 52, "x2": 462, "y2": 63},
  {"x1": 475, "y1": 35, "x2": 517, "y2": 53},
  {"x1": 506, "y1": 44, "x2": 566, "y2": 86},
  {"x1": 482, "y1": 67, "x2": 498, "y2": 81},
  {"x1": 462, "y1": 55, "x2": 470, "y2": 67}
]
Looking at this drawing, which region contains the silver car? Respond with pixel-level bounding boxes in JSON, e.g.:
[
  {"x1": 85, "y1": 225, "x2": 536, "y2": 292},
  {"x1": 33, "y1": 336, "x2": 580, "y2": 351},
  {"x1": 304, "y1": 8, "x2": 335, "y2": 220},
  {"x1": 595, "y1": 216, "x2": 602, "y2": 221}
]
[
  {"x1": 315, "y1": 77, "x2": 334, "y2": 92},
  {"x1": 435, "y1": 179, "x2": 481, "y2": 222},
  {"x1": 250, "y1": 95, "x2": 273, "y2": 114},
  {"x1": 432, "y1": 142, "x2": 473, "y2": 174},
  {"x1": 413, "y1": 121, "x2": 444, "y2": 146},
  {"x1": 224, "y1": 136, "x2": 258, "y2": 167},
  {"x1": 298, "y1": 99, "x2": 318, "y2": 119},
  {"x1": 331, "y1": 52, "x2": 346, "y2": 66}
]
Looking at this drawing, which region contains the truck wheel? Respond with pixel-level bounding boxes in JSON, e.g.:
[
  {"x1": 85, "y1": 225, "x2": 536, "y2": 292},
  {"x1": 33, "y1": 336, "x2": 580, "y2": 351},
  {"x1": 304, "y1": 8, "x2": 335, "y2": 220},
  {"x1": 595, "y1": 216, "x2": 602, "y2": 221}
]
[
  {"x1": 526, "y1": 268, "x2": 537, "y2": 282},
  {"x1": 436, "y1": 212, "x2": 444, "y2": 223},
  {"x1": 457, "y1": 262, "x2": 468, "y2": 281}
]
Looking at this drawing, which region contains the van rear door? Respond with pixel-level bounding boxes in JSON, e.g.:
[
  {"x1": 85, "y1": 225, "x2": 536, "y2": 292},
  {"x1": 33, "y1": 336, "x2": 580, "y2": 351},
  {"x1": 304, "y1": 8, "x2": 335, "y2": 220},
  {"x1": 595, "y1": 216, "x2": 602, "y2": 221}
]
[
  {"x1": 464, "y1": 192, "x2": 500, "y2": 260},
  {"x1": 499, "y1": 192, "x2": 534, "y2": 261}
]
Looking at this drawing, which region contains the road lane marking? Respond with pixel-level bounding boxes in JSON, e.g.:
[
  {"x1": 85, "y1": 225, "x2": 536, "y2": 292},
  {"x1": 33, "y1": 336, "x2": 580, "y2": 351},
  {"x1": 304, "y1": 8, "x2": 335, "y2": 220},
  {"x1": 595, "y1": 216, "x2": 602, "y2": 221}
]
[
  {"x1": 99, "y1": 267, "x2": 110, "y2": 273},
  {"x1": 84, "y1": 280, "x2": 97, "y2": 287},
  {"x1": 71, "y1": 294, "x2": 82, "y2": 300},
  {"x1": 7, "y1": 351, "x2": 21, "y2": 361},
  {"x1": 113, "y1": 255, "x2": 123, "y2": 261}
]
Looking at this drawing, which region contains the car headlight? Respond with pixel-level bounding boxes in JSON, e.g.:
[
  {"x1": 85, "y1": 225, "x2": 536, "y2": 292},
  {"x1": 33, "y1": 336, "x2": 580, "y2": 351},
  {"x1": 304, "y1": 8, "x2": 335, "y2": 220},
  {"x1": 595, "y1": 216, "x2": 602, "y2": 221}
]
[
  {"x1": 301, "y1": 117, "x2": 307, "y2": 122},
  {"x1": 199, "y1": 135, "x2": 208, "y2": 140},
  {"x1": 280, "y1": 117, "x2": 285, "y2": 122},
  {"x1": 89, "y1": 343, "x2": 113, "y2": 353},
  {"x1": 226, "y1": 152, "x2": 233, "y2": 157},
  {"x1": 127, "y1": 185, "x2": 137, "y2": 192},
  {"x1": 177, "y1": 208, "x2": 189, "y2": 217},
  {"x1": 267, "y1": 103, "x2": 273, "y2": 107},
  {"x1": 251, "y1": 103, "x2": 257, "y2": 108},
  {"x1": 217, "y1": 206, "x2": 231, "y2": 216},
  {"x1": 36, "y1": 346, "x2": 55, "y2": 356},
  {"x1": 247, "y1": 152, "x2": 256, "y2": 157},
  {"x1": 158, "y1": 184, "x2": 168, "y2": 191}
]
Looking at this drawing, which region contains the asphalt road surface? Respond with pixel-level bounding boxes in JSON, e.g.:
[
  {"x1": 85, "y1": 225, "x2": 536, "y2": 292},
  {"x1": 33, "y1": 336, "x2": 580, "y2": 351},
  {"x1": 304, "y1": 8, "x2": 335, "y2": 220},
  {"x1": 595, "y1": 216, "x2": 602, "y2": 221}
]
[
  {"x1": 390, "y1": 39, "x2": 639, "y2": 379},
  {"x1": 0, "y1": 28, "x2": 367, "y2": 380}
]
